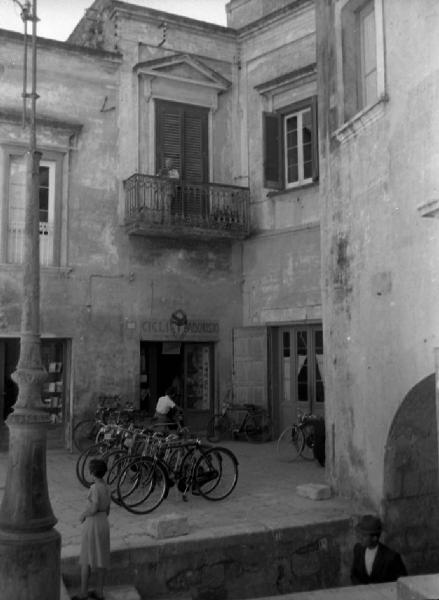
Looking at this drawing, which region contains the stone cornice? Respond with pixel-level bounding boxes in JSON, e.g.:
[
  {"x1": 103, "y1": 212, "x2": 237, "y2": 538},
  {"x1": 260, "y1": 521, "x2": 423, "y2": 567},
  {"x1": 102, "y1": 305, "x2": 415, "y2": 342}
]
[
  {"x1": 0, "y1": 28, "x2": 122, "y2": 64},
  {"x1": 332, "y1": 95, "x2": 389, "y2": 144},
  {"x1": 109, "y1": 1, "x2": 236, "y2": 39},
  {"x1": 255, "y1": 63, "x2": 316, "y2": 95},
  {"x1": 0, "y1": 109, "x2": 83, "y2": 135},
  {"x1": 418, "y1": 199, "x2": 439, "y2": 219},
  {"x1": 236, "y1": 0, "x2": 314, "y2": 39}
]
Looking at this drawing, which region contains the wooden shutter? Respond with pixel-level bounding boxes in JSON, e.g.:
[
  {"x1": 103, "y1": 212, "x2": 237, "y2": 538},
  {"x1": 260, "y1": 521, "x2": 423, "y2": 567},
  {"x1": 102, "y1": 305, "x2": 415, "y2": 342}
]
[
  {"x1": 232, "y1": 326, "x2": 268, "y2": 410},
  {"x1": 155, "y1": 101, "x2": 182, "y2": 174},
  {"x1": 156, "y1": 100, "x2": 208, "y2": 183},
  {"x1": 183, "y1": 108, "x2": 208, "y2": 183},
  {"x1": 263, "y1": 111, "x2": 282, "y2": 189},
  {"x1": 311, "y1": 95, "x2": 319, "y2": 182}
]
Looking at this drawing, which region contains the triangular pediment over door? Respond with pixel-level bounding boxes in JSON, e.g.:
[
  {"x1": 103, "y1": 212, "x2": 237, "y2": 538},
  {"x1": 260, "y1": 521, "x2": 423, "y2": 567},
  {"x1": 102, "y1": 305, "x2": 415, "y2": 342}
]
[{"x1": 134, "y1": 54, "x2": 231, "y2": 91}]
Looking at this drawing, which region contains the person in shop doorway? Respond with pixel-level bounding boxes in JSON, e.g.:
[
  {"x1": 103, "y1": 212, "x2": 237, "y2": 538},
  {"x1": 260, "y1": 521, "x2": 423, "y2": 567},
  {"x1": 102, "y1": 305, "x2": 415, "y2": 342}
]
[
  {"x1": 154, "y1": 386, "x2": 182, "y2": 430},
  {"x1": 351, "y1": 514, "x2": 407, "y2": 585}
]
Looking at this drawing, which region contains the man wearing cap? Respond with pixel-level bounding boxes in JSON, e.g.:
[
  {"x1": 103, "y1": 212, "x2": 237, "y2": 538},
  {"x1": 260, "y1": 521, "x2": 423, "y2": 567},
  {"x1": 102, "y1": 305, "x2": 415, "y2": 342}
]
[{"x1": 351, "y1": 514, "x2": 407, "y2": 584}]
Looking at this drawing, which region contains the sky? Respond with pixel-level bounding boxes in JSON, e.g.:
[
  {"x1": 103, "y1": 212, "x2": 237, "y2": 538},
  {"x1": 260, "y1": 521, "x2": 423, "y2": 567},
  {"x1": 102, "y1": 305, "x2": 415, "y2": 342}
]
[{"x1": 0, "y1": 0, "x2": 228, "y2": 41}]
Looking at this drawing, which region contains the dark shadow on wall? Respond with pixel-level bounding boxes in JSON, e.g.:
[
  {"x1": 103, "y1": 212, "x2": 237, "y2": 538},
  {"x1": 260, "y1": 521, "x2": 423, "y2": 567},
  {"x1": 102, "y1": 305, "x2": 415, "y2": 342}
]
[{"x1": 383, "y1": 373, "x2": 439, "y2": 574}]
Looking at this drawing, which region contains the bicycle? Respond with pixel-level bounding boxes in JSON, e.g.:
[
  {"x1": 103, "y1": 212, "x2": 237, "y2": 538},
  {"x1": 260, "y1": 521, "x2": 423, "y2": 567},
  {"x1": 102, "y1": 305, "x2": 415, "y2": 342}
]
[
  {"x1": 72, "y1": 395, "x2": 139, "y2": 452},
  {"x1": 206, "y1": 402, "x2": 273, "y2": 443},
  {"x1": 115, "y1": 436, "x2": 239, "y2": 514},
  {"x1": 277, "y1": 412, "x2": 325, "y2": 463}
]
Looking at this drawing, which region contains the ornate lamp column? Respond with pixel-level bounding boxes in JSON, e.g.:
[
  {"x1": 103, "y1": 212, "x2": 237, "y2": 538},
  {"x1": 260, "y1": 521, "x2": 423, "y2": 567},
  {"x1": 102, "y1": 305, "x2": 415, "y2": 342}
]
[{"x1": 0, "y1": 1, "x2": 61, "y2": 598}]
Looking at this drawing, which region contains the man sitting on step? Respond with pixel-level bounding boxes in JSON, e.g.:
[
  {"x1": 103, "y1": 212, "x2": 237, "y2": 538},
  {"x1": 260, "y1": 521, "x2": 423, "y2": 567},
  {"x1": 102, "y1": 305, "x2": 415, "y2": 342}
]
[{"x1": 351, "y1": 514, "x2": 407, "y2": 585}]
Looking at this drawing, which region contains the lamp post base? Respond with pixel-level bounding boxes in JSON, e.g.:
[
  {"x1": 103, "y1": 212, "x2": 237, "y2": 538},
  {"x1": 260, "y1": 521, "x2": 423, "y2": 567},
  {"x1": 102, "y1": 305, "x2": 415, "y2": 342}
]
[
  {"x1": 0, "y1": 528, "x2": 61, "y2": 600},
  {"x1": 0, "y1": 413, "x2": 61, "y2": 600}
]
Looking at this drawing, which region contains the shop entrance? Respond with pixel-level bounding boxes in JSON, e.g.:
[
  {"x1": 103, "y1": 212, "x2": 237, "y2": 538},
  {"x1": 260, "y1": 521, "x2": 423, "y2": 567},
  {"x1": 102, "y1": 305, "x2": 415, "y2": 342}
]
[
  {"x1": 140, "y1": 341, "x2": 213, "y2": 433},
  {"x1": 0, "y1": 338, "x2": 69, "y2": 448}
]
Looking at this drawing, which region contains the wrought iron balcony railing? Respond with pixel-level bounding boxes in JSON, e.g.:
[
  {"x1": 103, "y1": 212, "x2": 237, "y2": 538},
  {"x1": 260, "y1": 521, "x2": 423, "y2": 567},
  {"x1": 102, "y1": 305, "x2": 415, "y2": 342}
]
[{"x1": 124, "y1": 174, "x2": 250, "y2": 240}]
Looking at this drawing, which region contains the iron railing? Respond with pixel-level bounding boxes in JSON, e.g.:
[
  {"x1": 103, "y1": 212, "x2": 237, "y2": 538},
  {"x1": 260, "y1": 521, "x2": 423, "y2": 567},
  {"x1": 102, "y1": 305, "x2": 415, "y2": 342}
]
[{"x1": 124, "y1": 174, "x2": 250, "y2": 238}]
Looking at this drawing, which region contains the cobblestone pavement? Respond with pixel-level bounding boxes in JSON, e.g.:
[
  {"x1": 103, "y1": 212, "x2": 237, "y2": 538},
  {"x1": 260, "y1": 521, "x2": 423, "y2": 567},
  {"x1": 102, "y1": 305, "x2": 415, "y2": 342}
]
[{"x1": 0, "y1": 440, "x2": 356, "y2": 560}]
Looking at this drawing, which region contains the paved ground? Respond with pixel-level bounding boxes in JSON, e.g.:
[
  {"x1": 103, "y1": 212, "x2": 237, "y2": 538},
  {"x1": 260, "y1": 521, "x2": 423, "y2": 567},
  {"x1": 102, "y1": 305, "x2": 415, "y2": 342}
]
[
  {"x1": 0, "y1": 439, "x2": 356, "y2": 559},
  {"x1": 1, "y1": 439, "x2": 401, "y2": 600}
]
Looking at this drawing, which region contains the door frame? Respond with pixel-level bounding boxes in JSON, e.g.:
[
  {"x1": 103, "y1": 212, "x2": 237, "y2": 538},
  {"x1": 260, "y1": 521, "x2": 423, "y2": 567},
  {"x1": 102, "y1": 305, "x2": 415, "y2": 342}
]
[{"x1": 271, "y1": 322, "x2": 324, "y2": 434}]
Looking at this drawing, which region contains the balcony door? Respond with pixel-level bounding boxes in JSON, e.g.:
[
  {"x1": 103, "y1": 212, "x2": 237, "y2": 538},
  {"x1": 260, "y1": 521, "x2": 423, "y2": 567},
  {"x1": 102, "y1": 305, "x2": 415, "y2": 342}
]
[{"x1": 155, "y1": 100, "x2": 209, "y2": 219}]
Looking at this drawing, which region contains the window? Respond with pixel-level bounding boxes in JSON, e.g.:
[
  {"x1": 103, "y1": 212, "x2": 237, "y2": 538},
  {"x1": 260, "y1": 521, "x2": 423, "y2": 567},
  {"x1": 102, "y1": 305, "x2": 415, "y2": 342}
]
[
  {"x1": 263, "y1": 96, "x2": 318, "y2": 190},
  {"x1": 358, "y1": 1, "x2": 377, "y2": 108},
  {"x1": 4, "y1": 150, "x2": 61, "y2": 266},
  {"x1": 340, "y1": 0, "x2": 384, "y2": 122}
]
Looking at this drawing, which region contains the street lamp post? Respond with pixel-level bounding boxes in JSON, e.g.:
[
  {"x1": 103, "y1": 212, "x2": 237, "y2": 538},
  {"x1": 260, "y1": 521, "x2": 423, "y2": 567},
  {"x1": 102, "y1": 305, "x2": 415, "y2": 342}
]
[{"x1": 0, "y1": 1, "x2": 61, "y2": 598}]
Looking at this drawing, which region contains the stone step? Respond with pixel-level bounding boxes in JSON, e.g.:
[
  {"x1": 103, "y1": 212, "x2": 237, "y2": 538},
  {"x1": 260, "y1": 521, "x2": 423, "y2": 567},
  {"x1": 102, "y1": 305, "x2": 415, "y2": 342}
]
[
  {"x1": 397, "y1": 574, "x2": 439, "y2": 600},
  {"x1": 267, "y1": 582, "x2": 396, "y2": 599},
  {"x1": 103, "y1": 585, "x2": 142, "y2": 600},
  {"x1": 66, "y1": 585, "x2": 141, "y2": 600}
]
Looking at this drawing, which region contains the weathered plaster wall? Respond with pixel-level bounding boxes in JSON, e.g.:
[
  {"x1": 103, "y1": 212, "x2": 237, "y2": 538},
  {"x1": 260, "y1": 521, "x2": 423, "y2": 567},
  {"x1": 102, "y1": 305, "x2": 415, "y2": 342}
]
[
  {"x1": 383, "y1": 374, "x2": 439, "y2": 573},
  {"x1": 0, "y1": 33, "x2": 243, "y2": 432},
  {"x1": 239, "y1": 2, "x2": 321, "y2": 327},
  {"x1": 317, "y1": 0, "x2": 439, "y2": 514},
  {"x1": 113, "y1": 11, "x2": 237, "y2": 191},
  {"x1": 242, "y1": 225, "x2": 321, "y2": 326}
]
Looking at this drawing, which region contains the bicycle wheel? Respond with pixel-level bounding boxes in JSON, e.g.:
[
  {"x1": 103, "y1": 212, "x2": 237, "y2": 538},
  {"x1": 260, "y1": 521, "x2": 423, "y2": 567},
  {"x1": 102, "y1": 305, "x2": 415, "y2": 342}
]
[
  {"x1": 106, "y1": 453, "x2": 134, "y2": 504},
  {"x1": 195, "y1": 447, "x2": 239, "y2": 501},
  {"x1": 277, "y1": 426, "x2": 304, "y2": 461},
  {"x1": 206, "y1": 414, "x2": 233, "y2": 443},
  {"x1": 73, "y1": 419, "x2": 100, "y2": 452},
  {"x1": 117, "y1": 457, "x2": 168, "y2": 514},
  {"x1": 76, "y1": 441, "x2": 109, "y2": 487},
  {"x1": 245, "y1": 413, "x2": 273, "y2": 443},
  {"x1": 300, "y1": 422, "x2": 315, "y2": 460}
]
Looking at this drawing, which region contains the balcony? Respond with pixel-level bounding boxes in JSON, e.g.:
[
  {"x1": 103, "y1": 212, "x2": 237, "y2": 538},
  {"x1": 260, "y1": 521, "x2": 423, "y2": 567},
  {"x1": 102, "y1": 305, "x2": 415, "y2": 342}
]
[{"x1": 124, "y1": 174, "x2": 250, "y2": 240}]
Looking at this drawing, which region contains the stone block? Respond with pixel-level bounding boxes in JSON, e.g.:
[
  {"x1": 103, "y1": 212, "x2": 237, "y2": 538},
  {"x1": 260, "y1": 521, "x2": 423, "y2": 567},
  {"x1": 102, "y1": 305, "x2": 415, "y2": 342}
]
[
  {"x1": 397, "y1": 574, "x2": 439, "y2": 600},
  {"x1": 106, "y1": 585, "x2": 141, "y2": 600},
  {"x1": 295, "y1": 483, "x2": 332, "y2": 500},
  {"x1": 145, "y1": 512, "x2": 189, "y2": 539}
]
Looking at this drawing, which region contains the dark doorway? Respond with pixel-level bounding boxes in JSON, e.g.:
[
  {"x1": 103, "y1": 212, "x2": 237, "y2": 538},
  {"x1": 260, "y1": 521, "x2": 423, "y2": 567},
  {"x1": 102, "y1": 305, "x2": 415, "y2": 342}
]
[
  {"x1": 140, "y1": 341, "x2": 213, "y2": 433},
  {"x1": 0, "y1": 339, "x2": 20, "y2": 425}
]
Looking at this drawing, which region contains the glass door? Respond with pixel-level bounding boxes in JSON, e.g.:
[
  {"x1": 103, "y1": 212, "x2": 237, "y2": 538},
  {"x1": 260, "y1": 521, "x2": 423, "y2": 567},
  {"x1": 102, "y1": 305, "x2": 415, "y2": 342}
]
[{"x1": 278, "y1": 324, "x2": 324, "y2": 432}]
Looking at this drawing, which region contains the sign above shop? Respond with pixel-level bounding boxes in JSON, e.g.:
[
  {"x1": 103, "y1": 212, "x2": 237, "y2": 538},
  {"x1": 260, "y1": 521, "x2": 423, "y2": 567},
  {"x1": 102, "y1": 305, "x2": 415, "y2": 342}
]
[{"x1": 142, "y1": 311, "x2": 219, "y2": 341}]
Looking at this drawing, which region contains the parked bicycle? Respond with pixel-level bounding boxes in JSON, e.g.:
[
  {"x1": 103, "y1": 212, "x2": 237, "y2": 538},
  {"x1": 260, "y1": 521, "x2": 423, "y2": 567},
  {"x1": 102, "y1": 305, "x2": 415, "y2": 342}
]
[
  {"x1": 206, "y1": 402, "x2": 273, "y2": 443},
  {"x1": 276, "y1": 412, "x2": 325, "y2": 465},
  {"x1": 115, "y1": 436, "x2": 239, "y2": 514},
  {"x1": 75, "y1": 421, "x2": 239, "y2": 514},
  {"x1": 72, "y1": 395, "x2": 139, "y2": 452}
]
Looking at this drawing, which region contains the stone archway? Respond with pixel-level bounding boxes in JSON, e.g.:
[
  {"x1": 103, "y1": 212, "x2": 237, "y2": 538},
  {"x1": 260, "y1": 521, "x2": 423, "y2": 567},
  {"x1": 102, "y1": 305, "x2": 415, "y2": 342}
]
[{"x1": 382, "y1": 373, "x2": 439, "y2": 574}]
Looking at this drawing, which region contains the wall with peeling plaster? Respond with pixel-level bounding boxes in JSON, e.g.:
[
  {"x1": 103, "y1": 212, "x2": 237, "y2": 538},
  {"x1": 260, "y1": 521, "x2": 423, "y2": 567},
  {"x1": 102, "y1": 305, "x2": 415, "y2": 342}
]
[
  {"x1": 0, "y1": 29, "x2": 242, "y2": 441},
  {"x1": 317, "y1": 0, "x2": 439, "y2": 569}
]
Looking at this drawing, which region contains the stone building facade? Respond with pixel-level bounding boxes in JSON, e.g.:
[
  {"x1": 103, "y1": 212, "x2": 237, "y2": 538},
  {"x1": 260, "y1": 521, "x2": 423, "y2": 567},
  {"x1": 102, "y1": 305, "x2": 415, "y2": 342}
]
[
  {"x1": 1, "y1": 0, "x2": 438, "y2": 576},
  {"x1": 0, "y1": 0, "x2": 321, "y2": 450},
  {"x1": 317, "y1": 0, "x2": 439, "y2": 572}
]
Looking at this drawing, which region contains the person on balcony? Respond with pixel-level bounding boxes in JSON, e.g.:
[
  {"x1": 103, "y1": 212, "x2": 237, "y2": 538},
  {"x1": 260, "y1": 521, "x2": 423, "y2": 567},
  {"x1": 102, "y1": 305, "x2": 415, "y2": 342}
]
[{"x1": 157, "y1": 157, "x2": 180, "y2": 223}]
